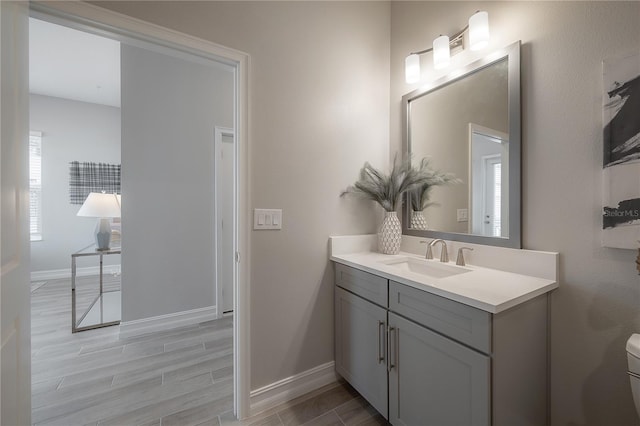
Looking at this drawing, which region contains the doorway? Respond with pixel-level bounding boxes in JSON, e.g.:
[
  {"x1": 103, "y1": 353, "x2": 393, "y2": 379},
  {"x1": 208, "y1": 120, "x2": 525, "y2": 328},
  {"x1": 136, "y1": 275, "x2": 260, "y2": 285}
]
[
  {"x1": 1, "y1": 2, "x2": 250, "y2": 422},
  {"x1": 469, "y1": 123, "x2": 509, "y2": 237}
]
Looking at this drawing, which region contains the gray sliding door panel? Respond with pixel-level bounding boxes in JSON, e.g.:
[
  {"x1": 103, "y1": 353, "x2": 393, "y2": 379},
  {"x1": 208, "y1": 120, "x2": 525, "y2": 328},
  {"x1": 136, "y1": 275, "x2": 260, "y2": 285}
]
[{"x1": 121, "y1": 43, "x2": 233, "y2": 321}]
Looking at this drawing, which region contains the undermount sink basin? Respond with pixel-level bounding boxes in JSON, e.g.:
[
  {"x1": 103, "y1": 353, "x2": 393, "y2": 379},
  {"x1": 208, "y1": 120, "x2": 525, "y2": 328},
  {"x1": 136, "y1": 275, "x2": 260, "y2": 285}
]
[{"x1": 380, "y1": 257, "x2": 471, "y2": 279}]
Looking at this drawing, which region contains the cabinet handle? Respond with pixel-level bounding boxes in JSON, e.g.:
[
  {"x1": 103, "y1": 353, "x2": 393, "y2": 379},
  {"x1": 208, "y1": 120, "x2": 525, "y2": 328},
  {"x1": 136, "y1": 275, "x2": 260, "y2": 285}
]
[
  {"x1": 378, "y1": 321, "x2": 385, "y2": 364},
  {"x1": 388, "y1": 326, "x2": 396, "y2": 371}
]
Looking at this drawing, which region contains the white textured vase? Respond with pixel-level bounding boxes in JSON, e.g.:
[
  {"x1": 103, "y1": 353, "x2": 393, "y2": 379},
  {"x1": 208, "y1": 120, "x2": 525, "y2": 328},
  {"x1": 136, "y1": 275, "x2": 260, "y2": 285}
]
[
  {"x1": 378, "y1": 211, "x2": 402, "y2": 255},
  {"x1": 411, "y1": 210, "x2": 428, "y2": 230}
]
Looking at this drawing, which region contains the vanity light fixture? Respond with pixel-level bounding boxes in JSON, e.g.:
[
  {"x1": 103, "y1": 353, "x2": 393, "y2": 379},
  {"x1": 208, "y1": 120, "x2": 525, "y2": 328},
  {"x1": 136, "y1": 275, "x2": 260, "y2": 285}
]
[
  {"x1": 405, "y1": 53, "x2": 421, "y2": 84},
  {"x1": 469, "y1": 11, "x2": 490, "y2": 51},
  {"x1": 432, "y1": 35, "x2": 451, "y2": 69},
  {"x1": 404, "y1": 10, "x2": 490, "y2": 83}
]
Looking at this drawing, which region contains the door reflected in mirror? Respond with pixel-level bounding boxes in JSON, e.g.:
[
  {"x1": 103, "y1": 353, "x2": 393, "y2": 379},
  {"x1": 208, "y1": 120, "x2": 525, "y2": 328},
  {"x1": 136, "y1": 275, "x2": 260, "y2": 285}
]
[{"x1": 469, "y1": 124, "x2": 508, "y2": 237}]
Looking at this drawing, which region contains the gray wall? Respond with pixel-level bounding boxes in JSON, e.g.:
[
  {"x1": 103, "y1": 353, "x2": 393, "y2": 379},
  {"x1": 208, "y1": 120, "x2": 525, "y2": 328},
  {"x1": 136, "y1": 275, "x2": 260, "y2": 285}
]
[
  {"x1": 29, "y1": 94, "x2": 121, "y2": 273},
  {"x1": 120, "y1": 43, "x2": 233, "y2": 322},
  {"x1": 390, "y1": 2, "x2": 640, "y2": 425},
  {"x1": 94, "y1": 2, "x2": 640, "y2": 424},
  {"x1": 97, "y1": 1, "x2": 390, "y2": 389}
]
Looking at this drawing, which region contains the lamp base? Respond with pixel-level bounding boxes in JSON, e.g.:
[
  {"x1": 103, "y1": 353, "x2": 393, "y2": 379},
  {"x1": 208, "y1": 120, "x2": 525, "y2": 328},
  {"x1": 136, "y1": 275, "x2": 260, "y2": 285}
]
[{"x1": 95, "y1": 218, "x2": 112, "y2": 251}]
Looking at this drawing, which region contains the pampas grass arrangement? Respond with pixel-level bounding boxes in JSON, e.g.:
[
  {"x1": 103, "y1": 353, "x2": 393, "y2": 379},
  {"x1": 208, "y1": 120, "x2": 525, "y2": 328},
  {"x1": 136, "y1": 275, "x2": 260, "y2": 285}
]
[
  {"x1": 341, "y1": 156, "x2": 427, "y2": 212},
  {"x1": 408, "y1": 158, "x2": 460, "y2": 212},
  {"x1": 341, "y1": 155, "x2": 460, "y2": 254}
]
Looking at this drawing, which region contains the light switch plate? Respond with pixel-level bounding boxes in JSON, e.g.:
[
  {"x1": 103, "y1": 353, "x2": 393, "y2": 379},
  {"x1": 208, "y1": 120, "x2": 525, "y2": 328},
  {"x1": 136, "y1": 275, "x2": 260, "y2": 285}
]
[
  {"x1": 457, "y1": 208, "x2": 468, "y2": 222},
  {"x1": 254, "y1": 209, "x2": 283, "y2": 230}
]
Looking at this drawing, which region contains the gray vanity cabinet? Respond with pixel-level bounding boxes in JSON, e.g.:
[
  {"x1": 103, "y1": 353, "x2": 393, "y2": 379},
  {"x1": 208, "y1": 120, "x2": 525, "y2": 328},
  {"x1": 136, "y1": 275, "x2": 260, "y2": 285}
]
[
  {"x1": 334, "y1": 263, "x2": 548, "y2": 426},
  {"x1": 388, "y1": 312, "x2": 490, "y2": 426},
  {"x1": 335, "y1": 287, "x2": 388, "y2": 418}
]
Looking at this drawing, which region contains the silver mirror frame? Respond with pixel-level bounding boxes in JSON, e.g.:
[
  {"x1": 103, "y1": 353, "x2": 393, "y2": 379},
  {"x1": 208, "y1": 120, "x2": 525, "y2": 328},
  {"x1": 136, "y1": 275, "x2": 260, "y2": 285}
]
[{"x1": 402, "y1": 41, "x2": 521, "y2": 248}]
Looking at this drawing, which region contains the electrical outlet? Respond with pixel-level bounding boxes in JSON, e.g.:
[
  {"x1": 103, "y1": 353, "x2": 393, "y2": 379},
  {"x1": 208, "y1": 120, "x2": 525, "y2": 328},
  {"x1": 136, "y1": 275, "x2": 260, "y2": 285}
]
[{"x1": 457, "y1": 208, "x2": 468, "y2": 222}]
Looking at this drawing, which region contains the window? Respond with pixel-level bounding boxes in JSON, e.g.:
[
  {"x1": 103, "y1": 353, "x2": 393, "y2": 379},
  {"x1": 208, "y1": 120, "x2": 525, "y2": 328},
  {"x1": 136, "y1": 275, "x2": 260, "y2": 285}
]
[{"x1": 29, "y1": 131, "x2": 42, "y2": 241}]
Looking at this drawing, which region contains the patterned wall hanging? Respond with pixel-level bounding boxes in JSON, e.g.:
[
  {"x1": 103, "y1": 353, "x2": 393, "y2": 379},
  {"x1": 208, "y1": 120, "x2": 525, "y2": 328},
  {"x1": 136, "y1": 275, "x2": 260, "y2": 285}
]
[
  {"x1": 602, "y1": 52, "x2": 640, "y2": 248},
  {"x1": 69, "y1": 161, "x2": 121, "y2": 205}
]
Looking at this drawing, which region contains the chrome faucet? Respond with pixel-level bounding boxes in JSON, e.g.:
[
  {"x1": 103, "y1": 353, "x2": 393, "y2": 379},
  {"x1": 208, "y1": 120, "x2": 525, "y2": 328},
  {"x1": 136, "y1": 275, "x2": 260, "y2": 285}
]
[{"x1": 426, "y1": 239, "x2": 449, "y2": 263}]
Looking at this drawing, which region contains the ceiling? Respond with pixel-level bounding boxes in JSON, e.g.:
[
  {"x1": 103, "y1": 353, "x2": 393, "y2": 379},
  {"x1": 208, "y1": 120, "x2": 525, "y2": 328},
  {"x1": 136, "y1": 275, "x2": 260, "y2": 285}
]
[{"x1": 29, "y1": 18, "x2": 121, "y2": 108}]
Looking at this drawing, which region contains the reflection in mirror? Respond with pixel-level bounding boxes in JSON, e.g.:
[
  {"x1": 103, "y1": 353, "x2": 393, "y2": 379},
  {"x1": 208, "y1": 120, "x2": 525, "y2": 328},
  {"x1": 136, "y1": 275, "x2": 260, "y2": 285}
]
[
  {"x1": 402, "y1": 41, "x2": 521, "y2": 248},
  {"x1": 469, "y1": 124, "x2": 508, "y2": 237}
]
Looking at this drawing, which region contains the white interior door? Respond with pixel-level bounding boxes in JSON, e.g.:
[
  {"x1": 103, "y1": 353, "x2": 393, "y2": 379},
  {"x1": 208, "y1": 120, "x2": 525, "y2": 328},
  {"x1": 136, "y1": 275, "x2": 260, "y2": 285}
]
[
  {"x1": 215, "y1": 127, "x2": 234, "y2": 316},
  {"x1": 1, "y1": 2, "x2": 32, "y2": 424}
]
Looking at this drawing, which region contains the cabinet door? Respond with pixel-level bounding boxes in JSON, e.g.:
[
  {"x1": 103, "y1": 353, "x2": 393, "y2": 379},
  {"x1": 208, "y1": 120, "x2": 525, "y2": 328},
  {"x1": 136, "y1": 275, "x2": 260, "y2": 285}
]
[
  {"x1": 335, "y1": 287, "x2": 388, "y2": 418},
  {"x1": 388, "y1": 313, "x2": 490, "y2": 426}
]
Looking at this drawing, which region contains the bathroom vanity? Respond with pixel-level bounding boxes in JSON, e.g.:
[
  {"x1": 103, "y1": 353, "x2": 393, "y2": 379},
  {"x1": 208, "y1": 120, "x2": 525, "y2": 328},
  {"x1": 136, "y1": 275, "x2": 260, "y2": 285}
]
[
  {"x1": 333, "y1": 40, "x2": 558, "y2": 425},
  {"x1": 331, "y1": 236, "x2": 558, "y2": 426}
]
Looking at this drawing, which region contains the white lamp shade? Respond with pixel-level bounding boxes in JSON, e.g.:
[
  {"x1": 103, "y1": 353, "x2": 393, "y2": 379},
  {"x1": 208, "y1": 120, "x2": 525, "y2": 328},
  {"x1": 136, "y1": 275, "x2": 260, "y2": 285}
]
[
  {"x1": 433, "y1": 35, "x2": 450, "y2": 70},
  {"x1": 77, "y1": 192, "x2": 121, "y2": 218},
  {"x1": 405, "y1": 54, "x2": 421, "y2": 84},
  {"x1": 469, "y1": 11, "x2": 490, "y2": 51}
]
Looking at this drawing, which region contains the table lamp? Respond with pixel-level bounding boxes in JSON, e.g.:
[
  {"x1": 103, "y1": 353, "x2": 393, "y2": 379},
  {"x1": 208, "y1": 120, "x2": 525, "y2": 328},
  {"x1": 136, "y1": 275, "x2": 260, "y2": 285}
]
[{"x1": 77, "y1": 192, "x2": 121, "y2": 251}]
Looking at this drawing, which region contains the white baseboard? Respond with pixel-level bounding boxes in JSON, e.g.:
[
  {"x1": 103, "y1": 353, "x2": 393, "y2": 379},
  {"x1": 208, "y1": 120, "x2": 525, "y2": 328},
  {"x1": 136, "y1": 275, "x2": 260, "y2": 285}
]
[
  {"x1": 31, "y1": 265, "x2": 121, "y2": 282},
  {"x1": 250, "y1": 361, "x2": 339, "y2": 416},
  {"x1": 119, "y1": 306, "x2": 217, "y2": 338}
]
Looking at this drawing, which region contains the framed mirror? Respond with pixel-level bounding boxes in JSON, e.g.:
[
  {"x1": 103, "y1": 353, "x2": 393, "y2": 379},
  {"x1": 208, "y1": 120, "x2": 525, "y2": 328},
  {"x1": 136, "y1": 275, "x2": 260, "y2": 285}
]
[{"x1": 402, "y1": 41, "x2": 521, "y2": 248}]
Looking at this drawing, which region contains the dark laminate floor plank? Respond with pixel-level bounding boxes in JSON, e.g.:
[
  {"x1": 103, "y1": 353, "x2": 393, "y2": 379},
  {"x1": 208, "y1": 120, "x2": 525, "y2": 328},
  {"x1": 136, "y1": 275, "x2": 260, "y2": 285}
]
[
  {"x1": 333, "y1": 397, "x2": 377, "y2": 426},
  {"x1": 301, "y1": 411, "x2": 344, "y2": 426},
  {"x1": 277, "y1": 385, "x2": 358, "y2": 426}
]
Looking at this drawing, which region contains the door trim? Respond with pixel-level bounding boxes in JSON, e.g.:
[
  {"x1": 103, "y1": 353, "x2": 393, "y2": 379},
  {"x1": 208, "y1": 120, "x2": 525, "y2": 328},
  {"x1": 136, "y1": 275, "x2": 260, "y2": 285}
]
[{"x1": 29, "y1": 2, "x2": 251, "y2": 418}]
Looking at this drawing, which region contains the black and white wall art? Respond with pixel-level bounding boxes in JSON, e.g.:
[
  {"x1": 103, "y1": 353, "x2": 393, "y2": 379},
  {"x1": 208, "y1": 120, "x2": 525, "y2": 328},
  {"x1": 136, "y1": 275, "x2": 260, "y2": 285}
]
[{"x1": 602, "y1": 52, "x2": 640, "y2": 248}]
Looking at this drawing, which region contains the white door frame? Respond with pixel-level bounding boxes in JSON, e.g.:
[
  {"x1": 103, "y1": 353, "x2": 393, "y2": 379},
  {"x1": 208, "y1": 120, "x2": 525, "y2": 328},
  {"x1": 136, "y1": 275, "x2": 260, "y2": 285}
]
[
  {"x1": 29, "y1": 2, "x2": 251, "y2": 418},
  {"x1": 1, "y1": 1, "x2": 31, "y2": 423},
  {"x1": 214, "y1": 127, "x2": 235, "y2": 318}
]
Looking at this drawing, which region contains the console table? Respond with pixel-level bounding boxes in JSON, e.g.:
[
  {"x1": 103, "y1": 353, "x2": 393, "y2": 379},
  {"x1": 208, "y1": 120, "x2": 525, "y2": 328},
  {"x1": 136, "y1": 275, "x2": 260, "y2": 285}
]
[{"x1": 71, "y1": 244, "x2": 121, "y2": 333}]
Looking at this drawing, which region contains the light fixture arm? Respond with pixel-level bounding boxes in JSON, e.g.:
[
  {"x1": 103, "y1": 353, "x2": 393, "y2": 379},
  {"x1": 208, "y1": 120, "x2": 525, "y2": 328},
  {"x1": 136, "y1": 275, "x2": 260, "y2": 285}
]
[
  {"x1": 409, "y1": 25, "x2": 468, "y2": 56},
  {"x1": 404, "y1": 10, "x2": 489, "y2": 84}
]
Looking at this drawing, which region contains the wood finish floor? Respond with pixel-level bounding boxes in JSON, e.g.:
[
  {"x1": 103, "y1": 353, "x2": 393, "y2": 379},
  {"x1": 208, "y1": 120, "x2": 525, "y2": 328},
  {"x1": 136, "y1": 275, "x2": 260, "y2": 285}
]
[
  {"x1": 31, "y1": 276, "x2": 233, "y2": 425},
  {"x1": 221, "y1": 382, "x2": 389, "y2": 426},
  {"x1": 31, "y1": 277, "x2": 386, "y2": 426}
]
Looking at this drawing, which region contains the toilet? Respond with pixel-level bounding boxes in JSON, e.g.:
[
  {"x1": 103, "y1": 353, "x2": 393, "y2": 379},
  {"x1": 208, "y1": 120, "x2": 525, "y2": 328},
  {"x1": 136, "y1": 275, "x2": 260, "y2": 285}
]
[{"x1": 627, "y1": 334, "x2": 640, "y2": 418}]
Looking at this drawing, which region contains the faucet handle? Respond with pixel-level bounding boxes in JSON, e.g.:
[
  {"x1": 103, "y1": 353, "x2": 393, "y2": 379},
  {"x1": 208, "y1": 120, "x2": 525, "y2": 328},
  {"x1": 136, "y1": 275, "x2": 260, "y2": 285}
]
[
  {"x1": 420, "y1": 240, "x2": 434, "y2": 259},
  {"x1": 456, "y1": 247, "x2": 474, "y2": 266}
]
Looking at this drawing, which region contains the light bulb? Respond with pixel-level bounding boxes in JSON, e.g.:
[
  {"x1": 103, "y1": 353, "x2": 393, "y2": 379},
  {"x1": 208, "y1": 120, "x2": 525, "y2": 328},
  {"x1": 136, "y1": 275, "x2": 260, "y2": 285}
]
[
  {"x1": 433, "y1": 35, "x2": 450, "y2": 70},
  {"x1": 405, "y1": 54, "x2": 420, "y2": 84},
  {"x1": 469, "y1": 11, "x2": 490, "y2": 51}
]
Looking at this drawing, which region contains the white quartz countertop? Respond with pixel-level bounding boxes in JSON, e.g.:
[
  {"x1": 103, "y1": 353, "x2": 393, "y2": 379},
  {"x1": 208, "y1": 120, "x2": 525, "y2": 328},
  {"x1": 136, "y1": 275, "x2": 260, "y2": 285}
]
[{"x1": 331, "y1": 251, "x2": 558, "y2": 314}]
